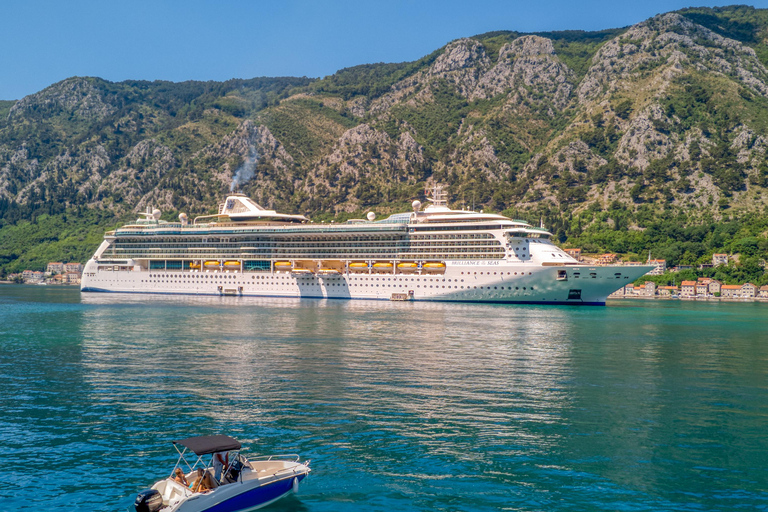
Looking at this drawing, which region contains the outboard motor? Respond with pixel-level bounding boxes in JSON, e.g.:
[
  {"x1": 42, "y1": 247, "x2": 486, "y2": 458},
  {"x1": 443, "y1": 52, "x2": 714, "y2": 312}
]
[
  {"x1": 226, "y1": 458, "x2": 244, "y2": 481},
  {"x1": 134, "y1": 488, "x2": 163, "y2": 512}
]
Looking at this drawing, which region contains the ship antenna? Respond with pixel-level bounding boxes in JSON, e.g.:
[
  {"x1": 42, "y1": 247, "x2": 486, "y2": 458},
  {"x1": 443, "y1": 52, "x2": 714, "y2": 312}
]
[{"x1": 426, "y1": 184, "x2": 447, "y2": 207}]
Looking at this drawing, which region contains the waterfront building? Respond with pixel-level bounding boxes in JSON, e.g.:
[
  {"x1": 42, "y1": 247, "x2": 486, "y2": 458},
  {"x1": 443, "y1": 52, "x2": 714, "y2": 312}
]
[
  {"x1": 64, "y1": 262, "x2": 83, "y2": 274},
  {"x1": 22, "y1": 270, "x2": 44, "y2": 282},
  {"x1": 720, "y1": 285, "x2": 741, "y2": 298},
  {"x1": 696, "y1": 282, "x2": 709, "y2": 296},
  {"x1": 712, "y1": 253, "x2": 729, "y2": 266},
  {"x1": 741, "y1": 283, "x2": 757, "y2": 298},
  {"x1": 680, "y1": 280, "x2": 697, "y2": 297},
  {"x1": 46, "y1": 262, "x2": 64, "y2": 275},
  {"x1": 708, "y1": 280, "x2": 722, "y2": 295},
  {"x1": 65, "y1": 272, "x2": 81, "y2": 285},
  {"x1": 658, "y1": 285, "x2": 678, "y2": 296},
  {"x1": 644, "y1": 281, "x2": 656, "y2": 296},
  {"x1": 759, "y1": 285, "x2": 768, "y2": 298}
]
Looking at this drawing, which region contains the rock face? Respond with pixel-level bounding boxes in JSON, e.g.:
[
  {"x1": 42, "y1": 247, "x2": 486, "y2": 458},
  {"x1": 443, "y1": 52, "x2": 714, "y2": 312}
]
[
  {"x1": 578, "y1": 13, "x2": 768, "y2": 104},
  {"x1": 99, "y1": 140, "x2": 176, "y2": 210},
  {"x1": 368, "y1": 36, "x2": 574, "y2": 116},
  {"x1": 432, "y1": 122, "x2": 512, "y2": 183},
  {"x1": 472, "y1": 36, "x2": 575, "y2": 112},
  {"x1": 303, "y1": 124, "x2": 428, "y2": 212}
]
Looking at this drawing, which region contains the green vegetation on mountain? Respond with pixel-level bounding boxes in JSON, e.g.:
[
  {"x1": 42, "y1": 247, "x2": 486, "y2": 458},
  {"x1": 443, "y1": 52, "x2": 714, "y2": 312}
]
[{"x1": 2, "y1": 5, "x2": 768, "y2": 281}]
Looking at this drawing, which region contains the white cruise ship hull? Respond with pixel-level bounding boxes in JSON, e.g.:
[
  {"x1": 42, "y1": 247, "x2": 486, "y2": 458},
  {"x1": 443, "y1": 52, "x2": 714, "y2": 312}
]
[{"x1": 82, "y1": 260, "x2": 651, "y2": 306}]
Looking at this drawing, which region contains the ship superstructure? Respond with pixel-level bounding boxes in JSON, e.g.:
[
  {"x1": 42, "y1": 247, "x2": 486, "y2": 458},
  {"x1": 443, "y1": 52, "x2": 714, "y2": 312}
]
[{"x1": 81, "y1": 187, "x2": 652, "y2": 305}]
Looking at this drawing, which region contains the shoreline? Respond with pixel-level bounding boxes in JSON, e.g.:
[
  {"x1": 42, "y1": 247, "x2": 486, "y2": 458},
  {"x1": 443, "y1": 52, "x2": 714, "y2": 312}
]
[{"x1": 609, "y1": 294, "x2": 768, "y2": 303}]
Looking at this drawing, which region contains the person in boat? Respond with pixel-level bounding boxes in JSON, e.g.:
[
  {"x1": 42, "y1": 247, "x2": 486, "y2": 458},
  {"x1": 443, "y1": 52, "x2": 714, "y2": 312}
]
[
  {"x1": 172, "y1": 467, "x2": 189, "y2": 486},
  {"x1": 191, "y1": 468, "x2": 215, "y2": 493},
  {"x1": 213, "y1": 451, "x2": 228, "y2": 482}
]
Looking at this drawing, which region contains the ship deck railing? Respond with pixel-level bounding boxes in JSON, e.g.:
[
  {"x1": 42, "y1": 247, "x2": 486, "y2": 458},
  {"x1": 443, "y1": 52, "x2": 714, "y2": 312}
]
[{"x1": 114, "y1": 223, "x2": 409, "y2": 236}]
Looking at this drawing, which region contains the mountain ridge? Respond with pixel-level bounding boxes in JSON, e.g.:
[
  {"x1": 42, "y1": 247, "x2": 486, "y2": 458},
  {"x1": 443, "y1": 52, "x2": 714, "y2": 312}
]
[{"x1": 3, "y1": 5, "x2": 768, "y2": 279}]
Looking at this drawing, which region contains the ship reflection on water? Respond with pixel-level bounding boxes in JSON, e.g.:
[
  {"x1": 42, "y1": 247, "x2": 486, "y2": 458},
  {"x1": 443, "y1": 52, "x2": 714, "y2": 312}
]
[{"x1": 78, "y1": 295, "x2": 576, "y2": 462}]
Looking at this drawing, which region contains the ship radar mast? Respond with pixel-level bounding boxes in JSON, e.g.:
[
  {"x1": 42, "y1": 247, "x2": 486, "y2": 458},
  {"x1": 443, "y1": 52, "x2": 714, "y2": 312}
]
[{"x1": 425, "y1": 183, "x2": 449, "y2": 208}]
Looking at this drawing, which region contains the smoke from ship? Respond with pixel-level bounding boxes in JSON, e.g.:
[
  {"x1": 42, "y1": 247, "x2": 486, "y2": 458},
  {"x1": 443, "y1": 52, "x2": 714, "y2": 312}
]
[{"x1": 230, "y1": 145, "x2": 259, "y2": 192}]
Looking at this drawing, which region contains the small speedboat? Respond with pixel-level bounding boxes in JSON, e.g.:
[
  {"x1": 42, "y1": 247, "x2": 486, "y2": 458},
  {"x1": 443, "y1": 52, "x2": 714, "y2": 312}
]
[{"x1": 134, "y1": 435, "x2": 311, "y2": 512}]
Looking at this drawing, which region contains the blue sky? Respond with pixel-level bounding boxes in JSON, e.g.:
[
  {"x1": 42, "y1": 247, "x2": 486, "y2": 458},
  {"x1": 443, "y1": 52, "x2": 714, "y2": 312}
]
[{"x1": 2, "y1": 1, "x2": 767, "y2": 100}]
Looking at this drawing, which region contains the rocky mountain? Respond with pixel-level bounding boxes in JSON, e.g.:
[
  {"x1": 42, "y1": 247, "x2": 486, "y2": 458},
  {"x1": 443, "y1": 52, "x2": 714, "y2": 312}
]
[{"x1": 3, "y1": 5, "x2": 768, "y2": 273}]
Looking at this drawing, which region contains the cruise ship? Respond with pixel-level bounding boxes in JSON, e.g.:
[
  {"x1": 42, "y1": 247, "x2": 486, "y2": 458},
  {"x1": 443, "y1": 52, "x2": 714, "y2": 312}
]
[{"x1": 81, "y1": 186, "x2": 652, "y2": 305}]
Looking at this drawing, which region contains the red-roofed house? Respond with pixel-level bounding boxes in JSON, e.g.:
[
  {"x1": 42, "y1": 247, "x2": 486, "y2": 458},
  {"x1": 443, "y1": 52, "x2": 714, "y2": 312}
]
[
  {"x1": 680, "y1": 280, "x2": 697, "y2": 297},
  {"x1": 597, "y1": 253, "x2": 617, "y2": 265},
  {"x1": 720, "y1": 285, "x2": 742, "y2": 298},
  {"x1": 658, "y1": 285, "x2": 678, "y2": 296},
  {"x1": 741, "y1": 283, "x2": 757, "y2": 298},
  {"x1": 564, "y1": 248, "x2": 582, "y2": 260},
  {"x1": 649, "y1": 259, "x2": 667, "y2": 275},
  {"x1": 759, "y1": 285, "x2": 768, "y2": 298}
]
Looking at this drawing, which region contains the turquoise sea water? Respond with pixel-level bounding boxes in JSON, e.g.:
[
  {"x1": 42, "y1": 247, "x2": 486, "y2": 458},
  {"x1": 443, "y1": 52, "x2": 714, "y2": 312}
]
[{"x1": 1, "y1": 285, "x2": 767, "y2": 511}]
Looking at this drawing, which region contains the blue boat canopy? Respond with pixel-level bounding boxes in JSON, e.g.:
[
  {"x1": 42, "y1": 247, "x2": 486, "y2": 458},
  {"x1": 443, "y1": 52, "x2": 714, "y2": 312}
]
[{"x1": 173, "y1": 435, "x2": 242, "y2": 456}]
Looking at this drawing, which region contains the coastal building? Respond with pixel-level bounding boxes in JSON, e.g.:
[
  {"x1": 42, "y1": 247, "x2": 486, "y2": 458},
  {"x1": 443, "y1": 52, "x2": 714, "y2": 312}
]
[
  {"x1": 644, "y1": 281, "x2": 656, "y2": 296},
  {"x1": 597, "y1": 253, "x2": 617, "y2": 265},
  {"x1": 22, "y1": 270, "x2": 44, "y2": 282},
  {"x1": 680, "y1": 280, "x2": 696, "y2": 297},
  {"x1": 46, "y1": 262, "x2": 64, "y2": 275},
  {"x1": 741, "y1": 283, "x2": 757, "y2": 298},
  {"x1": 708, "y1": 280, "x2": 722, "y2": 295},
  {"x1": 713, "y1": 253, "x2": 729, "y2": 266},
  {"x1": 64, "y1": 262, "x2": 83, "y2": 274},
  {"x1": 759, "y1": 285, "x2": 768, "y2": 298},
  {"x1": 564, "y1": 248, "x2": 581, "y2": 261},
  {"x1": 658, "y1": 285, "x2": 678, "y2": 296},
  {"x1": 65, "y1": 272, "x2": 81, "y2": 285},
  {"x1": 696, "y1": 282, "x2": 709, "y2": 296},
  {"x1": 649, "y1": 259, "x2": 667, "y2": 275},
  {"x1": 720, "y1": 285, "x2": 741, "y2": 298}
]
